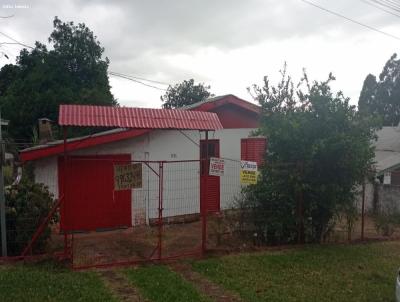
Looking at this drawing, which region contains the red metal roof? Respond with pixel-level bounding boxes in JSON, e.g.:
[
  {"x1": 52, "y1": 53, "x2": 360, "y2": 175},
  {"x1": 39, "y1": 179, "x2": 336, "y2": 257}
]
[
  {"x1": 59, "y1": 105, "x2": 223, "y2": 130},
  {"x1": 20, "y1": 129, "x2": 151, "y2": 162}
]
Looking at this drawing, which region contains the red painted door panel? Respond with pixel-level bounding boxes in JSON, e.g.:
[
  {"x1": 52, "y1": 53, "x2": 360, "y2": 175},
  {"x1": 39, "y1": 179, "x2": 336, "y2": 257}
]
[
  {"x1": 200, "y1": 140, "x2": 220, "y2": 213},
  {"x1": 58, "y1": 154, "x2": 132, "y2": 232}
]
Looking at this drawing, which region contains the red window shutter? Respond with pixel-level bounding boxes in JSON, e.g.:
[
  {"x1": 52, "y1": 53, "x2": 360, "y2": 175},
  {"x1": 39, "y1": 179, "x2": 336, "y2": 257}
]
[{"x1": 241, "y1": 137, "x2": 267, "y2": 166}]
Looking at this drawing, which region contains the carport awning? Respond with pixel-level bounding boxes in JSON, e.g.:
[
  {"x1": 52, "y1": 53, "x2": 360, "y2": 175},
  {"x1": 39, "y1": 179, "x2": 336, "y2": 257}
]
[{"x1": 59, "y1": 104, "x2": 223, "y2": 130}]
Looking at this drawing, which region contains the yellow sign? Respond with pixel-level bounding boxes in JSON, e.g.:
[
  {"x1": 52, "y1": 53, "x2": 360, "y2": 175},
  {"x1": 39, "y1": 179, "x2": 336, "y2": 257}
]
[
  {"x1": 240, "y1": 160, "x2": 258, "y2": 185},
  {"x1": 114, "y1": 163, "x2": 142, "y2": 190},
  {"x1": 240, "y1": 170, "x2": 258, "y2": 184}
]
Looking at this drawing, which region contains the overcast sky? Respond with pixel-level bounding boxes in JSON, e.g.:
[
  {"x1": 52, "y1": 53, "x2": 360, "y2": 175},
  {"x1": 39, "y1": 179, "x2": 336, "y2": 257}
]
[{"x1": 0, "y1": 0, "x2": 399, "y2": 108}]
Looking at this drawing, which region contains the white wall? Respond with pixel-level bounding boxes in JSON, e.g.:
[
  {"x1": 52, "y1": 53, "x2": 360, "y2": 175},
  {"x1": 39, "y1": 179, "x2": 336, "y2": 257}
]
[
  {"x1": 355, "y1": 182, "x2": 375, "y2": 212},
  {"x1": 33, "y1": 128, "x2": 257, "y2": 225},
  {"x1": 34, "y1": 156, "x2": 58, "y2": 198}
]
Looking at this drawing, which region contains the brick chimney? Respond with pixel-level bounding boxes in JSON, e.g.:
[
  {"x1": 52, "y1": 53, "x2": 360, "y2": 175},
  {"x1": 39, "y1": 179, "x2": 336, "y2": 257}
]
[{"x1": 38, "y1": 118, "x2": 53, "y2": 144}]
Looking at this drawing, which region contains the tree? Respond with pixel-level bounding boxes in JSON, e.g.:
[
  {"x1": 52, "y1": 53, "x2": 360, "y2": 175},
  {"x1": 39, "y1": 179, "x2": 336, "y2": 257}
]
[
  {"x1": 0, "y1": 17, "x2": 117, "y2": 141},
  {"x1": 246, "y1": 66, "x2": 376, "y2": 244},
  {"x1": 359, "y1": 53, "x2": 400, "y2": 126},
  {"x1": 161, "y1": 79, "x2": 213, "y2": 109}
]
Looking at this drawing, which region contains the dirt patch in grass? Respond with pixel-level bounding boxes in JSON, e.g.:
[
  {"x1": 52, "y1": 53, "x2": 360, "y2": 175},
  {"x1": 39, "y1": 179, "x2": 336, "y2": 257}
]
[
  {"x1": 98, "y1": 269, "x2": 145, "y2": 302},
  {"x1": 170, "y1": 262, "x2": 242, "y2": 302},
  {"x1": 124, "y1": 265, "x2": 209, "y2": 302},
  {"x1": 71, "y1": 222, "x2": 202, "y2": 267}
]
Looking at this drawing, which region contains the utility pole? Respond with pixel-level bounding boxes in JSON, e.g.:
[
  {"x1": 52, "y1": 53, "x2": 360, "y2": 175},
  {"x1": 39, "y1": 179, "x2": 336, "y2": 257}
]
[{"x1": 0, "y1": 109, "x2": 8, "y2": 257}]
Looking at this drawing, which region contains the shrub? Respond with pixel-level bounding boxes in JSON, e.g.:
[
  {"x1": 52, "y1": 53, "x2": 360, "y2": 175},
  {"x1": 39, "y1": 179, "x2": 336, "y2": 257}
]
[
  {"x1": 373, "y1": 200, "x2": 400, "y2": 236},
  {"x1": 2, "y1": 179, "x2": 57, "y2": 256},
  {"x1": 246, "y1": 67, "x2": 375, "y2": 244}
]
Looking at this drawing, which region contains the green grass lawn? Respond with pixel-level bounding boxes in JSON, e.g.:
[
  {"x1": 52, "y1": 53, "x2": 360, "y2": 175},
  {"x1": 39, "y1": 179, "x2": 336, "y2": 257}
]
[
  {"x1": 1, "y1": 241, "x2": 400, "y2": 301},
  {"x1": 124, "y1": 265, "x2": 210, "y2": 302},
  {"x1": 193, "y1": 241, "x2": 400, "y2": 302},
  {"x1": 0, "y1": 261, "x2": 116, "y2": 302}
]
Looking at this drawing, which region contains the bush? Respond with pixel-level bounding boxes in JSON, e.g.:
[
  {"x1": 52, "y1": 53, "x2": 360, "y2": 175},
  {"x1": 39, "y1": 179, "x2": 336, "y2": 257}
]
[
  {"x1": 373, "y1": 200, "x2": 400, "y2": 236},
  {"x1": 240, "y1": 172, "x2": 299, "y2": 245},
  {"x1": 373, "y1": 213, "x2": 400, "y2": 236},
  {"x1": 246, "y1": 67, "x2": 375, "y2": 244},
  {"x1": 2, "y1": 179, "x2": 57, "y2": 256}
]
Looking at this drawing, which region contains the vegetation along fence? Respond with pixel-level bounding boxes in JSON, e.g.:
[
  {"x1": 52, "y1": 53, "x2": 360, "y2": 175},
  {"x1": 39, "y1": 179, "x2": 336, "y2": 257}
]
[{"x1": 1, "y1": 154, "x2": 400, "y2": 268}]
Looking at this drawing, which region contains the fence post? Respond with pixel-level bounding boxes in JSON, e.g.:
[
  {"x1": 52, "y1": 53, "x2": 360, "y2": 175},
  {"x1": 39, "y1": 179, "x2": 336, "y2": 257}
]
[
  {"x1": 361, "y1": 180, "x2": 366, "y2": 241},
  {"x1": 158, "y1": 161, "x2": 164, "y2": 260},
  {"x1": 63, "y1": 127, "x2": 69, "y2": 256},
  {"x1": 297, "y1": 161, "x2": 305, "y2": 244},
  {"x1": 201, "y1": 131, "x2": 209, "y2": 254},
  {"x1": 0, "y1": 110, "x2": 7, "y2": 257}
]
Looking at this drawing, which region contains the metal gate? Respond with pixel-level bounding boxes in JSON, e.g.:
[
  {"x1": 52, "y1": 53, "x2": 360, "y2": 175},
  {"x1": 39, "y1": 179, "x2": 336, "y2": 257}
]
[{"x1": 65, "y1": 158, "x2": 203, "y2": 269}]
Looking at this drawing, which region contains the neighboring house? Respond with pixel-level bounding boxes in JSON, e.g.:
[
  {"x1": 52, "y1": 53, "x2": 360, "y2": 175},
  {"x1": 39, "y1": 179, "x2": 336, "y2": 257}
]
[
  {"x1": 20, "y1": 95, "x2": 266, "y2": 231},
  {"x1": 373, "y1": 126, "x2": 400, "y2": 185},
  {"x1": 356, "y1": 126, "x2": 400, "y2": 212}
]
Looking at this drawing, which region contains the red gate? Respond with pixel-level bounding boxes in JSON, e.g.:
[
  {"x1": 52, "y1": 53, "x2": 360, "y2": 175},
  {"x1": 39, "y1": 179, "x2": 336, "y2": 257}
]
[{"x1": 58, "y1": 155, "x2": 132, "y2": 232}]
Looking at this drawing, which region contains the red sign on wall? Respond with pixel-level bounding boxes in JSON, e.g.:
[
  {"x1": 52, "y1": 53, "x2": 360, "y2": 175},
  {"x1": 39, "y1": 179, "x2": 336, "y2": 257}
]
[{"x1": 209, "y1": 157, "x2": 225, "y2": 176}]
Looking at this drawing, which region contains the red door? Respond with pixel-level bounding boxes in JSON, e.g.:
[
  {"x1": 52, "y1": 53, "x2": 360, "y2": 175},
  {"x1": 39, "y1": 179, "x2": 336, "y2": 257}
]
[
  {"x1": 58, "y1": 154, "x2": 132, "y2": 232},
  {"x1": 200, "y1": 140, "x2": 220, "y2": 213}
]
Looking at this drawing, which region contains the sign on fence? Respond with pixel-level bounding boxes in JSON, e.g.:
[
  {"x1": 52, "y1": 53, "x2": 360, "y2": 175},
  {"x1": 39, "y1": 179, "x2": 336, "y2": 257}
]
[
  {"x1": 114, "y1": 163, "x2": 142, "y2": 190},
  {"x1": 240, "y1": 160, "x2": 258, "y2": 184},
  {"x1": 209, "y1": 157, "x2": 225, "y2": 176}
]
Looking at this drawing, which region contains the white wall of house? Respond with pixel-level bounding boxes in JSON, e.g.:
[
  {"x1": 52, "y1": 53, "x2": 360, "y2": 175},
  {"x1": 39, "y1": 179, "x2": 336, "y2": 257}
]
[
  {"x1": 34, "y1": 156, "x2": 59, "y2": 198},
  {"x1": 33, "y1": 128, "x2": 256, "y2": 226}
]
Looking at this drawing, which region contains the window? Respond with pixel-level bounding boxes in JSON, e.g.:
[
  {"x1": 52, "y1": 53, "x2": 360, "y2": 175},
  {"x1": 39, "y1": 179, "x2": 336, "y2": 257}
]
[{"x1": 241, "y1": 137, "x2": 267, "y2": 166}]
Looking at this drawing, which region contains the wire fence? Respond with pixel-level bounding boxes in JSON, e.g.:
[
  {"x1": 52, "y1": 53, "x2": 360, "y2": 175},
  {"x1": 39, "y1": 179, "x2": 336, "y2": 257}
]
[
  {"x1": 59, "y1": 158, "x2": 204, "y2": 268},
  {"x1": 2, "y1": 155, "x2": 400, "y2": 267}
]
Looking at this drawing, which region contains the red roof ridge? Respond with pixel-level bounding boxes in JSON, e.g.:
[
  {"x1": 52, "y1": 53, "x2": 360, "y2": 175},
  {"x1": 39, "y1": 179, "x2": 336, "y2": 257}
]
[{"x1": 183, "y1": 94, "x2": 260, "y2": 114}]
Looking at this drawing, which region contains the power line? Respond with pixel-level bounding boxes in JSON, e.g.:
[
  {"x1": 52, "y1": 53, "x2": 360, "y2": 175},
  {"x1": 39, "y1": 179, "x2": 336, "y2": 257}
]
[
  {"x1": 370, "y1": 0, "x2": 400, "y2": 13},
  {"x1": 381, "y1": 0, "x2": 400, "y2": 9},
  {"x1": 0, "y1": 31, "x2": 33, "y2": 49},
  {"x1": 360, "y1": 0, "x2": 400, "y2": 18},
  {"x1": 0, "y1": 30, "x2": 172, "y2": 91},
  {"x1": 109, "y1": 71, "x2": 170, "y2": 86},
  {"x1": 369, "y1": 0, "x2": 400, "y2": 13},
  {"x1": 0, "y1": 42, "x2": 25, "y2": 46},
  {"x1": 108, "y1": 72, "x2": 168, "y2": 91},
  {"x1": 300, "y1": 0, "x2": 400, "y2": 41}
]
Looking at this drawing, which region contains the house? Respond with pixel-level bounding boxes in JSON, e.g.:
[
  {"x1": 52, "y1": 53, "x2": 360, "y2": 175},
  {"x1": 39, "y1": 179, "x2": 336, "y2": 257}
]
[
  {"x1": 354, "y1": 126, "x2": 400, "y2": 212},
  {"x1": 20, "y1": 95, "x2": 266, "y2": 232},
  {"x1": 373, "y1": 126, "x2": 400, "y2": 185}
]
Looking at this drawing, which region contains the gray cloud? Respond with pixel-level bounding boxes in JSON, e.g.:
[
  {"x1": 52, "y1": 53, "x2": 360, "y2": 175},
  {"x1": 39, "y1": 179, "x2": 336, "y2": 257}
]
[{"x1": 0, "y1": 0, "x2": 399, "y2": 99}]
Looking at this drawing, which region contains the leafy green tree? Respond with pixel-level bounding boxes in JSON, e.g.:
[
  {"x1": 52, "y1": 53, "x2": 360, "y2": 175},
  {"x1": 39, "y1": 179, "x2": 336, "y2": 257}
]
[
  {"x1": 247, "y1": 66, "x2": 376, "y2": 244},
  {"x1": 161, "y1": 79, "x2": 213, "y2": 109},
  {"x1": 359, "y1": 53, "x2": 400, "y2": 126},
  {"x1": 0, "y1": 17, "x2": 117, "y2": 141}
]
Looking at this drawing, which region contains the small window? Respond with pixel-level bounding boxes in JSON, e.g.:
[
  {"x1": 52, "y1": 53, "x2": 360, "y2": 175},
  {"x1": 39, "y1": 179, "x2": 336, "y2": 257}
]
[{"x1": 241, "y1": 137, "x2": 267, "y2": 166}]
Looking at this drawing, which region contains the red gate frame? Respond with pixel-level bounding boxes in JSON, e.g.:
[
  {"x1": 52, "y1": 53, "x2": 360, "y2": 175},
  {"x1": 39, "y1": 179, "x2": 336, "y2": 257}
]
[{"x1": 17, "y1": 129, "x2": 213, "y2": 267}]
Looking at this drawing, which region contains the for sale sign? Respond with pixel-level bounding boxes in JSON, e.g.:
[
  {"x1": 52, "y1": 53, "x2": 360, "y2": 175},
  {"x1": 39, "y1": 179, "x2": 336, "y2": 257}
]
[
  {"x1": 209, "y1": 157, "x2": 225, "y2": 176},
  {"x1": 240, "y1": 160, "x2": 258, "y2": 185},
  {"x1": 114, "y1": 163, "x2": 142, "y2": 190}
]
